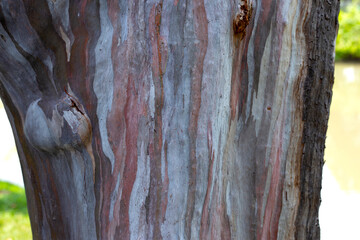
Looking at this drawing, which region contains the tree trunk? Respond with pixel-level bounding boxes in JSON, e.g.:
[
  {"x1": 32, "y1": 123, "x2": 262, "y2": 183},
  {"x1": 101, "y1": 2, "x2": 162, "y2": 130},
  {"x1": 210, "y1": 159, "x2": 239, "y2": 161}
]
[{"x1": 0, "y1": 0, "x2": 339, "y2": 239}]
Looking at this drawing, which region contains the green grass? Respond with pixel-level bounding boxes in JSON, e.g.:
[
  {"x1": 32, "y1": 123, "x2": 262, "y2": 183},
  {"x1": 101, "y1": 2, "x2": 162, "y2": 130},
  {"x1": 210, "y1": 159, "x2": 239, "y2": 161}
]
[{"x1": 0, "y1": 181, "x2": 32, "y2": 240}]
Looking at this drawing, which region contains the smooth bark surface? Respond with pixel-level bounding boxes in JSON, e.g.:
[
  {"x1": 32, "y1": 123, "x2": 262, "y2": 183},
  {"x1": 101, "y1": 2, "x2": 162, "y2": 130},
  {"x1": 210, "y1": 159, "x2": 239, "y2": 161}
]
[{"x1": 0, "y1": 0, "x2": 339, "y2": 239}]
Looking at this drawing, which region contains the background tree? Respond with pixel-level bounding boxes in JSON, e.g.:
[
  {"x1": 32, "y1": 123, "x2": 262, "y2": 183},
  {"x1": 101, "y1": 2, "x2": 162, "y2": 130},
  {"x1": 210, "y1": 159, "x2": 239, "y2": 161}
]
[{"x1": 0, "y1": 0, "x2": 339, "y2": 239}]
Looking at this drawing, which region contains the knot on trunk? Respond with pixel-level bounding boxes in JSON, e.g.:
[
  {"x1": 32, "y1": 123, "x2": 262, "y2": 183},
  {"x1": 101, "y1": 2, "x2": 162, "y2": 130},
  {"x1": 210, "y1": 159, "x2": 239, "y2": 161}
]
[{"x1": 24, "y1": 93, "x2": 91, "y2": 153}]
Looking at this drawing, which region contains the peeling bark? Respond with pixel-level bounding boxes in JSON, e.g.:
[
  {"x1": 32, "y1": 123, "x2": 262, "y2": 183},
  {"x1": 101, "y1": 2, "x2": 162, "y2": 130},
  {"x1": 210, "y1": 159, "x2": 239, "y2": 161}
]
[{"x1": 0, "y1": 0, "x2": 339, "y2": 239}]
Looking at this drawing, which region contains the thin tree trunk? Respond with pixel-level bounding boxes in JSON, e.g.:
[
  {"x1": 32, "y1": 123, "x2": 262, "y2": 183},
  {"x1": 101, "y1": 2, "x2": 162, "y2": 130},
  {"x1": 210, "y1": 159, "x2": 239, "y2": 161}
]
[{"x1": 0, "y1": 0, "x2": 339, "y2": 239}]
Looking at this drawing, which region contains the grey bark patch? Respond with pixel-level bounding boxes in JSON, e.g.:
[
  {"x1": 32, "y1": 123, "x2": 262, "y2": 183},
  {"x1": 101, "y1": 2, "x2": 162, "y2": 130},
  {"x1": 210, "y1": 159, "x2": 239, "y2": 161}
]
[
  {"x1": 24, "y1": 99, "x2": 58, "y2": 152},
  {"x1": 93, "y1": 0, "x2": 115, "y2": 171}
]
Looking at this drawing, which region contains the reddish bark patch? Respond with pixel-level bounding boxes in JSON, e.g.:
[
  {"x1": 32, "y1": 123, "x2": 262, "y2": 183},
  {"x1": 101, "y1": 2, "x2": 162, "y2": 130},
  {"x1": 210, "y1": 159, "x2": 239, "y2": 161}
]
[
  {"x1": 148, "y1": 2, "x2": 166, "y2": 238},
  {"x1": 200, "y1": 127, "x2": 215, "y2": 239},
  {"x1": 185, "y1": 0, "x2": 208, "y2": 237}
]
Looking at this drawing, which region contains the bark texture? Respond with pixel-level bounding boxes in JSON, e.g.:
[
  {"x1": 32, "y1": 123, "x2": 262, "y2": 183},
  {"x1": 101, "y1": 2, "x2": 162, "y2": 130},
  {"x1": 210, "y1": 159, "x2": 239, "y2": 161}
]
[{"x1": 0, "y1": 0, "x2": 339, "y2": 239}]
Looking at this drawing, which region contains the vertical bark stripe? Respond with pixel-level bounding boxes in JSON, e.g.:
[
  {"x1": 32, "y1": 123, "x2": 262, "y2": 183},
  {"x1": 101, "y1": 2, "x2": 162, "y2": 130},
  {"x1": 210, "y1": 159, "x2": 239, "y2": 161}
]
[{"x1": 185, "y1": 0, "x2": 208, "y2": 238}]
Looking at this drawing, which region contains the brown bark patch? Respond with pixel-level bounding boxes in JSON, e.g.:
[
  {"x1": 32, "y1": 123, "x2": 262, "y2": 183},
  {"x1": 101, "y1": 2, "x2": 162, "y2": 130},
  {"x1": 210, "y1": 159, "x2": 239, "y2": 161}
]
[{"x1": 233, "y1": 2, "x2": 251, "y2": 39}]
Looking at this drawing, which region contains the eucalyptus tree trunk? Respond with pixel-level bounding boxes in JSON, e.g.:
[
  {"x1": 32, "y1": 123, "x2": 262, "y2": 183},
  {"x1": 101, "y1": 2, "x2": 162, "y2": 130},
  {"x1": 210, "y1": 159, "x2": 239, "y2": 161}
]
[{"x1": 0, "y1": 0, "x2": 339, "y2": 239}]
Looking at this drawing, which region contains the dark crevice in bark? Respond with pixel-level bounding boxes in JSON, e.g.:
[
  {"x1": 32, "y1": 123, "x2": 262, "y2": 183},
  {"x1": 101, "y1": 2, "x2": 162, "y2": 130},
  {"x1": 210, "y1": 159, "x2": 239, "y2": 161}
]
[
  {"x1": 0, "y1": 9, "x2": 54, "y2": 98},
  {"x1": 23, "y1": 0, "x2": 68, "y2": 94}
]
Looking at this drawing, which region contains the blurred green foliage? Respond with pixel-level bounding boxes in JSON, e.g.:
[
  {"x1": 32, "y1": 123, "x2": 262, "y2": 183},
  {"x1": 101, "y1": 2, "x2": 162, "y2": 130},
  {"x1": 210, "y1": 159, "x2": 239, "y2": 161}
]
[
  {"x1": 336, "y1": 1, "x2": 360, "y2": 60},
  {"x1": 0, "y1": 181, "x2": 32, "y2": 240}
]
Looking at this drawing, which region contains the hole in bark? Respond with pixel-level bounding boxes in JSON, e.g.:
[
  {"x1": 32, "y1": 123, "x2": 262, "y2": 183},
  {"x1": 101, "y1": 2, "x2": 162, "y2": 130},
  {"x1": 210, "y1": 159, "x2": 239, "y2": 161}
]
[
  {"x1": 0, "y1": 34, "x2": 6, "y2": 42},
  {"x1": 233, "y1": 2, "x2": 252, "y2": 40},
  {"x1": 267, "y1": 106, "x2": 271, "y2": 111},
  {"x1": 70, "y1": 99, "x2": 84, "y2": 115},
  {"x1": 64, "y1": 87, "x2": 85, "y2": 115}
]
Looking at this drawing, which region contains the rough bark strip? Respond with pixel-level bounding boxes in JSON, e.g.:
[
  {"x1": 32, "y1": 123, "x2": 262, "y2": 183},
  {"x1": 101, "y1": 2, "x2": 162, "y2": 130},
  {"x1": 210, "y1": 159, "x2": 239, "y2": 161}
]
[
  {"x1": 148, "y1": 2, "x2": 165, "y2": 239},
  {"x1": 297, "y1": 0, "x2": 340, "y2": 239}
]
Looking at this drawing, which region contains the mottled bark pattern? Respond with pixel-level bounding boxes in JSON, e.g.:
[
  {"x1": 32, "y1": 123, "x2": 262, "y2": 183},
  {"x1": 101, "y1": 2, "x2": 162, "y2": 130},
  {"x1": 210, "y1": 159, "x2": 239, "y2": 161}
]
[{"x1": 0, "y1": 0, "x2": 339, "y2": 239}]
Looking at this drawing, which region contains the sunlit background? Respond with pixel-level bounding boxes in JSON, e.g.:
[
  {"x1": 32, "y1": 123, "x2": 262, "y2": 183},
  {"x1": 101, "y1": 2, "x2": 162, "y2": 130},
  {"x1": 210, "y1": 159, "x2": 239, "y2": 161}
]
[
  {"x1": 1, "y1": 1, "x2": 360, "y2": 239},
  {"x1": 319, "y1": 63, "x2": 360, "y2": 240}
]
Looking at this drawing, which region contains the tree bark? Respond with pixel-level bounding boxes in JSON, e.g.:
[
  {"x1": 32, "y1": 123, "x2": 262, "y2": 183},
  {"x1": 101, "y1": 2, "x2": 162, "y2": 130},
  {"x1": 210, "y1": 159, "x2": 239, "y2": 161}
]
[{"x1": 0, "y1": 0, "x2": 339, "y2": 239}]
